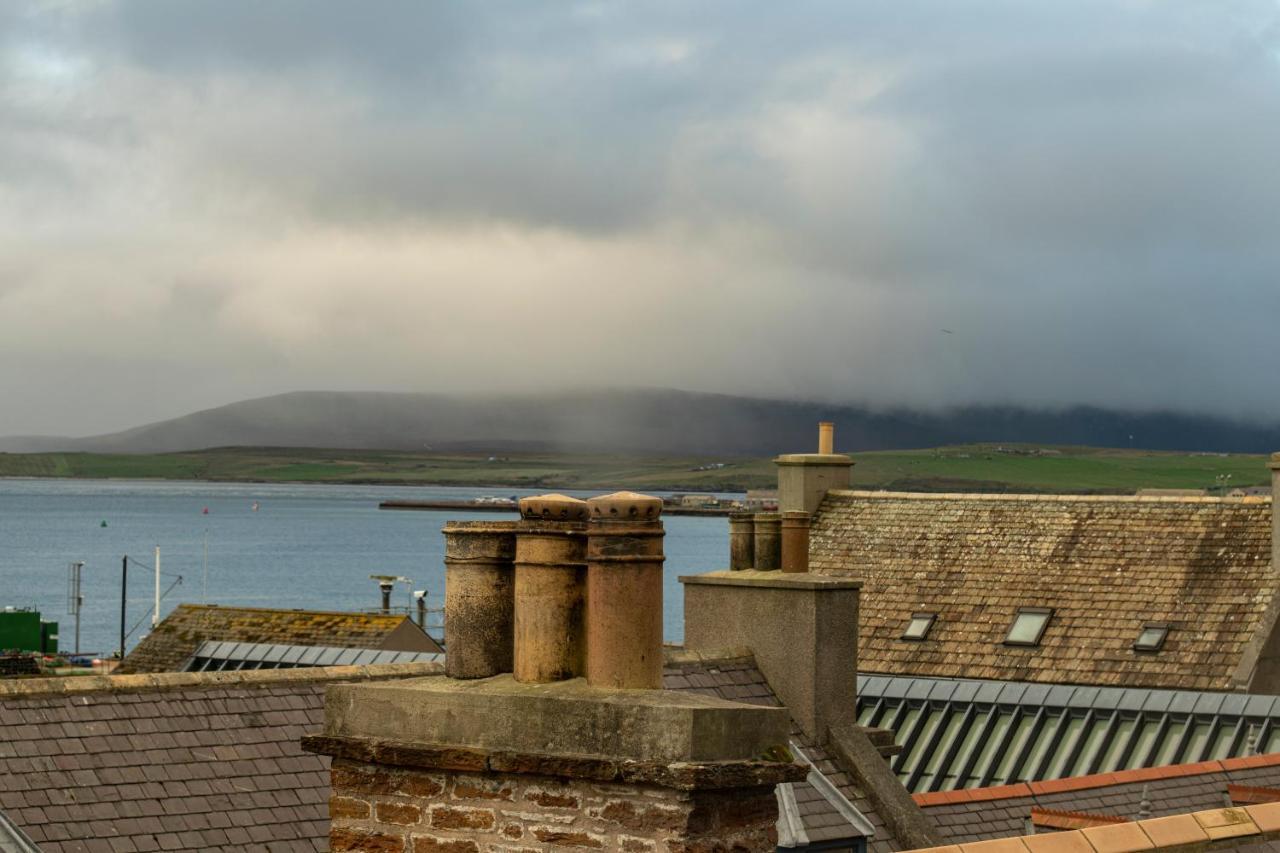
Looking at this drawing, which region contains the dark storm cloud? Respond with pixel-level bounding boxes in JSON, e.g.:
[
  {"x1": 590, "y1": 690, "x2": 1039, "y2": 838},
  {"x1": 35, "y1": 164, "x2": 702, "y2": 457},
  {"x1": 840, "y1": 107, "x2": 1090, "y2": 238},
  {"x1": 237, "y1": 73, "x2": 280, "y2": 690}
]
[{"x1": 2, "y1": 1, "x2": 1279, "y2": 435}]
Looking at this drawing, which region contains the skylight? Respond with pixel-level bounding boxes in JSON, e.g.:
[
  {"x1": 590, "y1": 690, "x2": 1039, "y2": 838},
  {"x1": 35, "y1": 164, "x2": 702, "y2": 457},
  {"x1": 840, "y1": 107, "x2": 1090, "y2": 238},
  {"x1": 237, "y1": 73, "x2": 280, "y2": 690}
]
[
  {"x1": 1134, "y1": 624, "x2": 1169, "y2": 652},
  {"x1": 902, "y1": 613, "x2": 936, "y2": 641},
  {"x1": 1005, "y1": 608, "x2": 1052, "y2": 646}
]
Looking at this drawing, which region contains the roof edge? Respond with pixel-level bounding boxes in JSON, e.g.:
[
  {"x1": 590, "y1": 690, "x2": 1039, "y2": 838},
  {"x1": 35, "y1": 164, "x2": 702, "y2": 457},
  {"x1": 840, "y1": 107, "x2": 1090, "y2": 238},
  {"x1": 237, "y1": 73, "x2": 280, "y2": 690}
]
[
  {"x1": 913, "y1": 754, "x2": 1280, "y2": 807},
  {"x1": 661, "y1": 645, "x2": 756, "y2": 666},
  {"x1": 165, "y1": 602, "x2": 413, "y2": 621},
  {"x1": 826, "y1": 490, "x2": 1271, "y2": 505},
  {"x1": 0, "y1": 660, "x2": 442, "y2": 699}
]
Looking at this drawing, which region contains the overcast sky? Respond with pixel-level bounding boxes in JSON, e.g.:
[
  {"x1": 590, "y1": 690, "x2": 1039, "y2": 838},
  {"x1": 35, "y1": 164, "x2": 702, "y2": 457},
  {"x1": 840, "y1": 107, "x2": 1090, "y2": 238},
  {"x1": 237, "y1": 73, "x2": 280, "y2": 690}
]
[{"x1": 3, "y1": 1, "x2": 1280, "y2": 436}]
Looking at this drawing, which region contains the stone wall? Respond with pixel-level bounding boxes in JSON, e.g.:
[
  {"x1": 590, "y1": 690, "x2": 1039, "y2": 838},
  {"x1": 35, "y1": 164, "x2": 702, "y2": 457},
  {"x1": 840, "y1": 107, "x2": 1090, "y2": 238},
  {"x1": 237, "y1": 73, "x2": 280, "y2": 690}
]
[{"x1": 328, "y1": 757, "x2": 778, "y2": 852}]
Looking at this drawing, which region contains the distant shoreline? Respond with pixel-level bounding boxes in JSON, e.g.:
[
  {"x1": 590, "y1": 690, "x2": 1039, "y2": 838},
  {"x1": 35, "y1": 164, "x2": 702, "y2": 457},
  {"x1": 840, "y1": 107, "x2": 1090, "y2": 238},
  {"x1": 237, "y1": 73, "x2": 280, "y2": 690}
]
[{"x1": 0, "y1": 444, "x2": 1268, "y2": 495}]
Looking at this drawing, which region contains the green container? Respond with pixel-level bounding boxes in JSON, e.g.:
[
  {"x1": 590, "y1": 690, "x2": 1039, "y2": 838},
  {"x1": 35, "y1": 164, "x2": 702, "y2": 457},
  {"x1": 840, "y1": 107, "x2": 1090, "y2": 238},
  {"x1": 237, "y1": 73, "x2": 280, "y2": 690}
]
[
  {"x1": 41, "y1": 620, "x2": 59, "y2": 655},
  {"x1": 0, "y1": 609, "x2": 42, "y2": 653}
]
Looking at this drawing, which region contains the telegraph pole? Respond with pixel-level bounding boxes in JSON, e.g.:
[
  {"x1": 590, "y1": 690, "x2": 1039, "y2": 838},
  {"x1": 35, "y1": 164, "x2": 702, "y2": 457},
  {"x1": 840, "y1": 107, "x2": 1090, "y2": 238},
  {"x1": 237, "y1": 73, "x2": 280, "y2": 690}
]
[{"x1": 153, "y1": 546, "x2": 161, "y2": 628}]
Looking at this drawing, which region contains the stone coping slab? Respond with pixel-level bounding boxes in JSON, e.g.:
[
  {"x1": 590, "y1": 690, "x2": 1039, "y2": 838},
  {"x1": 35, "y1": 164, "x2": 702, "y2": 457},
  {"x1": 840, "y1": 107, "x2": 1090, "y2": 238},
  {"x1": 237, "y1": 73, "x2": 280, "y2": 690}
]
[
  {"x1": 774, "y1": 453, "x2": 855, "y2": 466},
  {"x1": 301, "y1": 734, "x2": 807, "y2": 791},
  {"x1": 321, "y1": 674, "x2": 793, "y2": 764},
  {"x1": 679, "y1": 569, "x2": 862, "y2": 591}
]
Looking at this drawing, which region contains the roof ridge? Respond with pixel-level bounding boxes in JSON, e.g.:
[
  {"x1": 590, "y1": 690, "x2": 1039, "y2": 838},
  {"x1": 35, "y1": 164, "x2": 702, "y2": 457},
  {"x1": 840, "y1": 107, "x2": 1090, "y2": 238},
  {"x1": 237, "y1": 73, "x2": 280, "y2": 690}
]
[
  {"x1": 826, "y1": 490, "x2": 1271, "y2": 505},
  {"x1": 1030, "y1": 806, "x2": 1128, "y2": 829},
  {"x1": 0, "y1": 660, "x2": 441, "y2": 699},
  {"x1": 171, "y1": 603, "x2": 410, "y2": 620}
]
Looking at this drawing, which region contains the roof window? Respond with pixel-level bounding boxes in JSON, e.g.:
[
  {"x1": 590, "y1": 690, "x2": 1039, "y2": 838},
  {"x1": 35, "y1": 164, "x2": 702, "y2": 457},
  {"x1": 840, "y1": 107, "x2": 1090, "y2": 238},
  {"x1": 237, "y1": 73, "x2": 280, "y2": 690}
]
[
  {"x1": 1134, "y1": 624, "x2": 1169, "y2": 652},
  {"x1": 901, "y1": 613, "x2": 936, "y2": 641},
  {"x1": 1004, "y1": 608, "x2": 1052, "y2": 647}
]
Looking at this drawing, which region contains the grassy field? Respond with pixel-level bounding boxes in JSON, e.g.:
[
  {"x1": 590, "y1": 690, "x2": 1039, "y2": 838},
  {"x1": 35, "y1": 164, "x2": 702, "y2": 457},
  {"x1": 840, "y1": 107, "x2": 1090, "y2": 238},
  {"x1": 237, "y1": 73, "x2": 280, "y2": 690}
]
[{"x1": 0, "y1": 444, "x2": 1269, "y2": 494}]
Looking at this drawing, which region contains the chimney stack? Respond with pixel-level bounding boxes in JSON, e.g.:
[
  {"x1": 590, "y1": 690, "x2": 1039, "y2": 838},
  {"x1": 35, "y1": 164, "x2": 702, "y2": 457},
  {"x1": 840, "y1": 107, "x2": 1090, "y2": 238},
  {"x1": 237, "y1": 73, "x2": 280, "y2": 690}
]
[
  {"x1": 305, "y1": 489, "x2": 804, "y2": 852},
  {"x1": 775, "y1": 421, "x2": 855, "y2": 516}
]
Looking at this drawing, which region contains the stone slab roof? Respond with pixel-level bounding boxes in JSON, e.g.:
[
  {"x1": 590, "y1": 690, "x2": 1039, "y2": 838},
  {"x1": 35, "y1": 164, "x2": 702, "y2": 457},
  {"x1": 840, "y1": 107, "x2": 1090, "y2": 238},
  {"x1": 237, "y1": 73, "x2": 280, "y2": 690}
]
[
  {"x1": 914, "y1": 752, "x2": 1280, "y2": 849},
  {"x1": 809, "y1": 491, "x2": 1276, "y2": 691},
  {"x1": 0, "y1": 663, "x2": 441, "y2": 852},
  {"x1": 117, "y1": 604, "x2": 443, "y2": 674}
]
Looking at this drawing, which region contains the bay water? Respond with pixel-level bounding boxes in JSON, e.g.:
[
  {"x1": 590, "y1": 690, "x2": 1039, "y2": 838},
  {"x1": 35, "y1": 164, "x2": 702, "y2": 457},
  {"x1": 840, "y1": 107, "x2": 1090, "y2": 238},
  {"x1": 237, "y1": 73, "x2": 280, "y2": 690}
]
[{"x1": 0, "y1": 479, "x2": 733, "y2": 657}]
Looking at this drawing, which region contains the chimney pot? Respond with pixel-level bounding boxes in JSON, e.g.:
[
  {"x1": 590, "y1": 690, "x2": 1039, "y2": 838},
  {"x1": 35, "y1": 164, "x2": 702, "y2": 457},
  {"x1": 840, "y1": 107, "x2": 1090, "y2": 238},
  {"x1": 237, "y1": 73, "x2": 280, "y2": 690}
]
[
  {"x1": 513, "y1": 495, "x2": 589, "y2": 683},
  {"x1": 443, "y1": 521, "x2": 517, "y2": 679},
  {"x1": 584, "y1": 492, "x2": 665, "y2": 690},
  {"x1": 753, "y1": 512, "x2": 782, "y2": 570},
  {"x1": 729, "y1": 512, "x2": 755, "y2": 570},
  {"x1": 818, "y1": 421, "x2": 835, "y2": 455},
  {"x1": 780, "y1": 511, "x2": 811, "y2": 573}
]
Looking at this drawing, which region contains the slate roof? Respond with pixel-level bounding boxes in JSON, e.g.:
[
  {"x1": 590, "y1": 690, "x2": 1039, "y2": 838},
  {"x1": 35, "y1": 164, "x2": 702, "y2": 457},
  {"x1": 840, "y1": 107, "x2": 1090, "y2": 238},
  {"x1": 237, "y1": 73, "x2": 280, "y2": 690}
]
[
  {"x1": 858, "y1": 674, "x2": 1280, "y2": 793},
  {"x1": 914, "y1": 752, "x2": 1280, "y2": 850},
  {"x1": 118, "y1": 604, "x2": 443, "y2": 674},
  {"x1": 808, "y1": 491, "x2": 1276, "y2": 691},
  {"x1": 0, "y1": 663, "x2": 441, "y2": 852},
  {"x1": 664, "y1": 649, "x2": 894, "y2": 851},
  {"x1": 0, "y1": 650, "x2": 894, "y2": 852}
]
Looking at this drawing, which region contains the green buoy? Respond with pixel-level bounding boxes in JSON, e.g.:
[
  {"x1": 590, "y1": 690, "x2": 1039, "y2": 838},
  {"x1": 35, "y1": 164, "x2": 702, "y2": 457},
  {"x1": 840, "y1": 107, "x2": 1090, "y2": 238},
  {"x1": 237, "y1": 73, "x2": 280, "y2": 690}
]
[{"x1": 100, "y1": 520, "x2": 108, "y2": 528}]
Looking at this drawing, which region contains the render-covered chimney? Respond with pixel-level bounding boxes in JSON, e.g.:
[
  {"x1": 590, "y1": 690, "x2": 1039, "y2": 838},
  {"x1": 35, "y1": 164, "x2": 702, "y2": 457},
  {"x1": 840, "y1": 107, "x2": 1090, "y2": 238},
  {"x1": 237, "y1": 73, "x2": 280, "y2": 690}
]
[
  {"x1": 305, "y1": 490, "x2": 805, "y2": 852},
  {"x1": 775, "y1": 422, "x2": 855, "y2": 516}
]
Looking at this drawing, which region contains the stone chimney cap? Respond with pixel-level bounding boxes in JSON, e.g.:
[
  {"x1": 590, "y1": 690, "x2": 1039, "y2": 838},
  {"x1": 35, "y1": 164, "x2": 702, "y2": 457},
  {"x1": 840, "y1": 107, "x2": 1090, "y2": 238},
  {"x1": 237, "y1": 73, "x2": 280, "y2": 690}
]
[
  {"x1": 1270, "y1": 452, "x2": 1280, "y2": 469},
  {"x1": 518, "y1": 493, "x2": 590, "y2": 521},
  {"x1": 587, "y1": 491, "x2": 663, "y2": 521}
]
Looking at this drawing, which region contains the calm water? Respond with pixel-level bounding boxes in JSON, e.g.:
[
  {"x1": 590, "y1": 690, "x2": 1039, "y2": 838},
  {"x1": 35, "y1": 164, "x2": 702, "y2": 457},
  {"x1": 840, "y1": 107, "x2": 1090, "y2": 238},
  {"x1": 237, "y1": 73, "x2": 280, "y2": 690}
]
[{"x1": 0, "y1": 479, "x2": 734, "y2": 657}]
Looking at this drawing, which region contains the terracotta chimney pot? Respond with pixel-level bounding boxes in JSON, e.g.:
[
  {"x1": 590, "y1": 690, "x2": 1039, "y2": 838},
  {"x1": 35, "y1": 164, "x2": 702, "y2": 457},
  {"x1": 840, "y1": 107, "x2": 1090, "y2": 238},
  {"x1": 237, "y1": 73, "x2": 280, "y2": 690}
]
[{"x1": 585, "y1": 492, "x2": 665, "y2": 690}]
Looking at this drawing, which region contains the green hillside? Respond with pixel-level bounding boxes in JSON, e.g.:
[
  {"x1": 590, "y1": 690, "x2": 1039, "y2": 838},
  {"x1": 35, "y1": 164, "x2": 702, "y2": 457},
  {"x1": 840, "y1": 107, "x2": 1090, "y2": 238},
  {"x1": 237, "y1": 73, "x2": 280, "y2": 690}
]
[{"x1": 0, "y1": 444, "x2": 1268, "y2": 494}]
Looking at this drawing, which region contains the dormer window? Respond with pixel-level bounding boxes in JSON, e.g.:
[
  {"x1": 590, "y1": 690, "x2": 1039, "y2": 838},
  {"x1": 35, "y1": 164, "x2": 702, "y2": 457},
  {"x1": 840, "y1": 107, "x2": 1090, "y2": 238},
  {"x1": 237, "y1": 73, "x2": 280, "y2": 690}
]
[
  {"x1": 1134, "y1": 624, "x2": 1169, "y2": 652},
  {"x1": 1005, "y1": 608, "x2": 1052, "y2": 647},
  {"x1": 901, "y1": 613, "x2": 936, "y2": 641}
]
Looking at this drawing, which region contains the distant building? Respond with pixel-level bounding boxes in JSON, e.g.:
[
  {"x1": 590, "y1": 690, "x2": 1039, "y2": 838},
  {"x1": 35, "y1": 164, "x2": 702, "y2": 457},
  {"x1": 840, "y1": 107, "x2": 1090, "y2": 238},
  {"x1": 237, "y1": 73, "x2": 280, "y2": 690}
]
[
  {"x1": 117, "y1": 604, "x2": 442, "y2": 674},
  {"x1": 746, "y1": 488, "x2": 779, "y2": 510},
  {"x1": 679, "y1": 493, "x2": 717, "y2": 507},
  {"x1": 1135, "y1": 487, "x2": 1209, "y2": 497}
]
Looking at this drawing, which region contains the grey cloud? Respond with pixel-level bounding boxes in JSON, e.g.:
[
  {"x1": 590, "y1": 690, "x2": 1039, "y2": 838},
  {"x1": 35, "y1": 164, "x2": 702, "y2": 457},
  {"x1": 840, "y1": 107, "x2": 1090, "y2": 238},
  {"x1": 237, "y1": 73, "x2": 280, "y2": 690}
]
[{"x1": 2, "y1": 1, "x2": 1280, "y2": 435}]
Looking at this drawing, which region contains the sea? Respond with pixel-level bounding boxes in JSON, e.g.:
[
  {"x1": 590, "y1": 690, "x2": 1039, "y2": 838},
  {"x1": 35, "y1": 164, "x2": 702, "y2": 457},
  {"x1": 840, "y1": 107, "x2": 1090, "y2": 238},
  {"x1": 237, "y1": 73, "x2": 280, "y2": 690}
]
[{"x1": 0, "y1": 478, "x2": 734, "y2": 658}]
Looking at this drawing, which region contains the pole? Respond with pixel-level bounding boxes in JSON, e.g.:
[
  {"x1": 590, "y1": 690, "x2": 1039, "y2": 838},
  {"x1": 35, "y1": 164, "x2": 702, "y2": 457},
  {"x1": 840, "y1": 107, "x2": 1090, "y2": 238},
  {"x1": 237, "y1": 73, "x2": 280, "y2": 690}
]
[
  {"x1": 120, "y1": 555, "x2": 128, "y2": 659},
  {"x1": 202, "y1": 528, "x2": 209, "y2": 604},
  {"x1": 153, "y1": 546, "x2": 161, "y2": 628}
]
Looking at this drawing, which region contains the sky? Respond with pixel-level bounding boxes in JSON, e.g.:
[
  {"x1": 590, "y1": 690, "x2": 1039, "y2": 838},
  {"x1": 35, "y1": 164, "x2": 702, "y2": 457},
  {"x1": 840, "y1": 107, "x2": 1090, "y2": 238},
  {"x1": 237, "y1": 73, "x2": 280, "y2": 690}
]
[{"x1": 3, "y1": 1, "x2": 1280, "y2": 437}]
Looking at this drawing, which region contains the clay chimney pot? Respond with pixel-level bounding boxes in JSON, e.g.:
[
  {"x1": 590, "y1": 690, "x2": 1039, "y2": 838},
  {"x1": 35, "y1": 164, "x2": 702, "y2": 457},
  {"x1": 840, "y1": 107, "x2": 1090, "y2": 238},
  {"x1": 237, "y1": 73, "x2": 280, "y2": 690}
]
[
  {"x1": 587, "y1": 491, "x2": 664, "y2": 520},
  {"x1": 518, "y1": 493, "x2": 590, "y2": 521}
]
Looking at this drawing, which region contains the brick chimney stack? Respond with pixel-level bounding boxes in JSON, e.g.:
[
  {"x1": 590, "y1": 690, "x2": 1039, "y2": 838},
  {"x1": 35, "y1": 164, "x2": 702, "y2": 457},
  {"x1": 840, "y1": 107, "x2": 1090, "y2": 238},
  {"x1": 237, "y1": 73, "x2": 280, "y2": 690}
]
[{"x1": 306, "y1": 490, "x2": 804, "y2": 851}]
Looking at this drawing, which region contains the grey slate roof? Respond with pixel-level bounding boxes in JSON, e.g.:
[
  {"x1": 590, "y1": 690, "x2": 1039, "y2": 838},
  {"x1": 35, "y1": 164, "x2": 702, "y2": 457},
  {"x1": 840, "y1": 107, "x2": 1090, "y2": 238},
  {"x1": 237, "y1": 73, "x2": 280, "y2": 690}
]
[
  {"x1": 0, "y1": 651, "x2": 885, "y2": 852},
  {"x1": 0, "y1": 663, "x2": 441, "y2": 852}
]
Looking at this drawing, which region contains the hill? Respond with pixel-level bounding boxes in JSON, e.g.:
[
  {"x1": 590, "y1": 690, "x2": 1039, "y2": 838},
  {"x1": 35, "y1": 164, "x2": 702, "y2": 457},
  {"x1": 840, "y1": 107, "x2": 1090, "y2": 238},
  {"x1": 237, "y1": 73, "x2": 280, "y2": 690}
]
[
  {"x1": 0, "y1": 444, "x2": 1267, "y2": 494},
  {"x1": 2, "y1": 388, "x2": 1280, "y2": 456}
]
